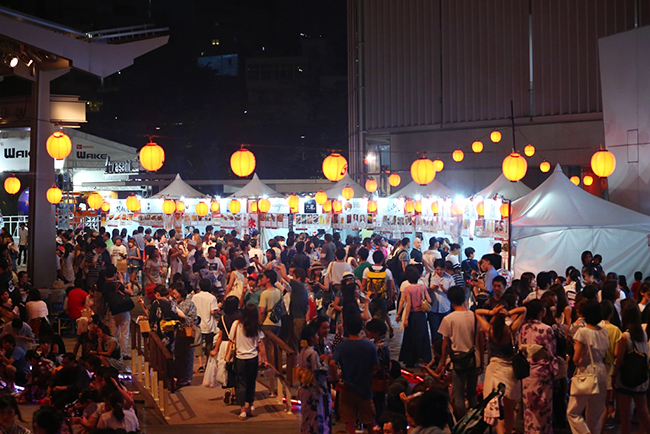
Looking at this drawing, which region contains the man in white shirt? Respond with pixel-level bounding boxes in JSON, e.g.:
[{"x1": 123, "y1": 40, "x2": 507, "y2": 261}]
[
  {"x1": 447, "y1": 243, "x2": 461, "y2": 267},
  {"x1": 17, "y1": 224, "x2": 27, "y2": 266},
  {"x1": 523, "y1": 271, "x2": 553, "y2": 303},
  {"x1": 205, "y1": 246, "x2": 225, "y2": 291},
  {"x1": 422, "y1": 237, "x2": 442, "y2": 275},
  {"x1": 426, "y1": 258, "x2": 454, "y2": 342},
  {"x1": 110, "y1": 238, "x2": 128, "y2": 281},
  {"x1": 326, "y1": 249, "x2": 353, "y2": 289},
  {"x1": 249, "y1": 240, "x2": 264, "y2": 265},
  {"x1": 192, "y1": 279, "x2": 219, "y2": 372}
]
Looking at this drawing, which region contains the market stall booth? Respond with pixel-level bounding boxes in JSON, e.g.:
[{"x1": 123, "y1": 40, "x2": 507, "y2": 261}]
[{"x1": 476, "y1": 174, "x2": 532, "y2": 201}]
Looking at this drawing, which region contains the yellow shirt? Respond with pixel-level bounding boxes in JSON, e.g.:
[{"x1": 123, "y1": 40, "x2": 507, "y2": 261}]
[{"x1": 603, "y1": 322, "x2": 622, "y2": 366}]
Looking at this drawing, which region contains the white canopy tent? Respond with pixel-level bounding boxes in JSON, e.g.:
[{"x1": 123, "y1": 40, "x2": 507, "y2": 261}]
[
  {"x1": 151, "y1": 174, "x2": 206, "y2": 199},
  {"x1": 511, "y1": 165, "x2": 650, "y2": 277},
  {"x1": 229, "y1": 173, "x2": 281, "y2": 198},
  {"x1": 388, "y1": 179, "x2": 454, "y2": 199},
  {"x1": 324, "y1": 173, "x2": 367, "y2": 198},
  {"x1": 476, "y1": 174, "x2": 532, "y2": 201}
]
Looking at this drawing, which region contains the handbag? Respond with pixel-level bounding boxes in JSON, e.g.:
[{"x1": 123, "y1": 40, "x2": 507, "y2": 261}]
[
  {"x1": 326, "y1": 303, "x2": 337, "y2": 320},
  {"x1": 223, "y1": 318, "x2": 238, "y2": 364},
  {"x1": 420, "y1": 285, "x2": 431, "y2": 313},
  {"x1": 570, "y1": 340, "x2": 599, "y2": 396},
  {"x1": 160, "y1": 319, "x2": 179, "y2": 332},
  {"x1": 512, "y1": 332, "x2": 530, "y2": 380},
  {"x1": 620, "y1": 337, "x2": 649, "y2": 388}
]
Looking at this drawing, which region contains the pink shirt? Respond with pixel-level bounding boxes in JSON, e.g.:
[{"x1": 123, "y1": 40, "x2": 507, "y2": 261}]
[{"x1": 404, "y1": 284, "x2": 426, "y2": 312}]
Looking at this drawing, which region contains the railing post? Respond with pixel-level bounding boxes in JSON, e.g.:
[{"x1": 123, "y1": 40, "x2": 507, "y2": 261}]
[
  {"x1": 152, "y1": 370, "x2": 159, "y2": 403},
  {"x1": 143, "y1": 362, "x2": 150, "y2": 390}
]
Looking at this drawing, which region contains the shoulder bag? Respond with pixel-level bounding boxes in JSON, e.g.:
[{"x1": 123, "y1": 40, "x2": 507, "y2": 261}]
[
  {"x1": 224, "y1": 318, "x2": 238, "y2": 364},
  {"x1": 570, "y1": 338, "x2": 599, "y2": 395},
  {"x1": 511, "y1": 330, "x2": 530, "y2": 380},
  {"x1": 620, "y1": 335, "x2": 649, "y2": 388},
  {"x1": 420, "y1": 285, "x2": 432, "y2": 313}
]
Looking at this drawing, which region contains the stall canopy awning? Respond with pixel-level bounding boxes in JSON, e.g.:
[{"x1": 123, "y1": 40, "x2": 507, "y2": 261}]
[
  {"x1": 475, "y1": 174, "x2": 532, "y2": 201},
  {"x1": 324, "y1": 173, "x2": 367, "y2": 198},
  {"x1": 151, "y1": 174, "x2": 206, "y2": 199},
  {"x1": 388, "y1": 179, "x2": 454, "y2": 199},
  {"x1": 229, "y1": 173, "x2": 281, "y2": 198}
]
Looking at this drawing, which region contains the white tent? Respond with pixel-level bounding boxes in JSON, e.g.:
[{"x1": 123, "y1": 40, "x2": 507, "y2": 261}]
[
  {"x1": 511, "y1": 165, "x2": 650, "y2": 277},
  {"x1": 475, "y1": 174, "x2": 532, "y2": 201},
  {"x1": 151, "y1": 174, "x2": 206, "y2": 199},
  {"x1": 388, "y1": 179, "x2": 454, "y2": 199},
  {"x1": 229, "y1": 173, "x2": 281, "y2": 198},
  {"x1": 324, "y1": 173, "x2": 367, "y2": 198}
]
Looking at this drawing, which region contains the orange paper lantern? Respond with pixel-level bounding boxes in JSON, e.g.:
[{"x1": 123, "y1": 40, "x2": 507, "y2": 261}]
[
  {"x1": 46, "y1": 185, "x2": 62, "y2": 204},
  {"x1": 228, "y1": 199, "x2": 241, "y2": 214},
  {"x1": 210, "y1": 201, "x2": 220, "y2": 213},
  {"x1": 101, "y1": 202, "x2": 110, "y2": 212},
  {"x1": 388, "y1": 173, "x2": 401, "y2": 187},
  {"x1": 258, "y1": 198, "x2": 271, "y2": 213},
  {"x1": 140, "y1": 142, "x2": 165, "y2": 172},
  {"x1": 502, "y1": 152, "x2": 527, "y2": 182},
  {"x1": 87, "y1": 192, "x2": 103, "y2": 210},
  {"x1": 126, "y1": 195, "x2": 140, "y2": 212},
  {"x1": 368, "y1": 200, "x2": 377, "y2": 213},
  {"x1": 414, "y1": 200, "x2": 422, "y2": 213},
  {"x1": 332, "y1": 199, "x2": 342, "y2": 213},
  {"x1": 196, "y1": 202, "x2": 209, "y2": 217},
  {"x1": 365, "y1": 179, "x2": 378, "y2": 193},
  {"x1": 322, "y1": 152, "x2": 347, "y2": 182},
  {"x1": 472, "y1": 140, "x2": 483, "y2": 153},
  {"x1": 500, "y1": 203, "x2": 510, "y2": 218},
  {"x1": 411, "y1": 157, "x2": 436, "y2": 186},
  {"x1": 524, "y1": 144, "x2": 535, "y2": 157},
  {"x1": 249, "y1": 201, "x2": 258, "y2": 213},
  {"x1": 323, "y1": 200, "x2": 333, "y2": 213},
  {"x1": 570, "y1": 176, "x2": 580, "y2": 186},
  {"x1": 491, "y1": 130, "x2": 502, "y2": 143},
  {"x1": 163, "y1": 199, "x2": 176, "y2": 215},
  {"x1": 590, "y1": 148, "x2": 616, "y2": 177},
  {"x1": 405, "y1": 200, "x2": 415, "y2": 213},
  {"x1": 433, "y1": 159, "x2": 444, "y2": 172},
  {"x1": 540, "y1": 160, "x2": 551, "y2": 173},
  {"x1": 452, "y1": 149, "x2": 464, "y2": 162},
  {"x1": 230, "y1": 146, "x2": 256, "y2": 177},
  {"x1": 315, "y1": 190, "x2": 328, "y2": 205},
  {"x1": 476, "y1": 202, "x2": 485, "y2": 217},
  {"x1": 4, "y1": 176, "x2": 20, "y2": 195},
  {"x1": 431, "y1": 201, "x2": 439, "y2": 214},
  {"x1": 288, "y1": 194, "x2": 300, "y2": 211},
  {"x1": 342, "y1": 186, "x2": 354, "y2": 200},
  {"x1": 46, "y1": 131, "x2": 72, "y2": 160},
  {"x1": 176, "y1": 201, "x2": 186, "y2": 213},
  {"x1": 451, "y1": 202, "x2": 463, "y2": 216},
  {"x1": 583, "y1": 175, "x2": 594, "y2": 186}
]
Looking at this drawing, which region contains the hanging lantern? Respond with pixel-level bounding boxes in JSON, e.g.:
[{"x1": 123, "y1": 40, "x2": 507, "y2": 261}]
[
  {"x1": 126, "y1": 195, "x2": 140, "y2": 212},
  {"x1": 500, "y1": 203, "x2": 510, "y2": 218},
  {"x1": 163, "y1": 199, "x2": 176, "y2": 215},
  {"x1": 590, "y1": 148, "x2": 616, "y2": 177},
  {"x1": 210, "y1": 201, "x2": 220, "y2": 213},
  {"x1": 249, "y1": 201, "x2": 258, "y2": 213},
  {"x1": 414, "y1": 200, "x2": 422, "y2": 213},
  {"x1": 405, "y1": 200, "x2": 415, "y2": 213},
  {"x1": 323, "y1": 200, "x2": 332, "y2": 213},
  {"x1": 411, "y1": 156, "x2": 436, "y2": 186},
  {"x1": 388, "y1": 173, "x2": 401, "y2": 187},
  {"x1": 570, "y1": 176, "x2": 580, "y2": 186},
  {"x1": 258, "y1": 198, "x2": 271, "y2": 213},
  {"x1": 101, "y1": 202, "x2": 110, "y2": 212},
  {"x1": 490, "y1": 130, "x2": 502, "y2": 143},
  {"x1": 46, "y1": 185, "x2": 62, "y2": 204},
  {"x1": 476, "y1": 202, "x2": 485, "y2": 217},
  {"x1": 433, "y1": 159, "x2": 444, "y2": 172},
  {"x1": 472, "y1": 140, "x2": 483, "y2": 153},
  {"x1": 452, "y1": 149, "x2": 464, "y2": 162},
  {"x1": 524, "y1": 144, "x2": 535, "y2": 157},
  {"x1": 230, "y1": 146, "x2": 256, "y2": 177},
  {"x1": 322, "y1": 152, "x2": 347, "y2": 182},
  {"x1": 365, "y1": 179, "x2": 378, "y2": 193},
  {"x1": 196, "y1": 202, "x2": 209, "y2": 217},
  {"x1": 4, "y1": 176, "x2": 20, "y2": 195},
  {"x1": 540, "y1": 160, "x2": 551, "y2": 173},
  {"x1": 431, "y1": 201, "x2": 439, "y2": 214},
  {"x1": 46, "y1": 131, "x2": 72, "y2": 160},
  {"x1": 139, "y1": 141, "x2": 165, "y2": 172},
  {"x1": 315, "y1": 190, "x2": 328, "y2": 205},
  {"x1": 342, "y1": 186, "x2": 354, "y2": 200},
  {"x1": 176, "y1": 201, "x2": 186, "y2": 213},
  {"x1": 451, "y1": 202, "x2": 463, "y2": 216},
  {"x1": 228, "y1": 199, "x2": 241, "y2": 214},
  {"x1": 288, "y1": 194, "x2": 300, "y2": 211},
  {"x1": 368, "y1": 199, "x2": 377, "y2": 213},
  {"x1": 502, "y1": 152, "x2": 527, "y2": 182},
  {"x1": 87, "y1": 192, "x2": 103, "y2": 210},
  {"x1": 332, "y1": 199, "x2": 342, "y2": 213},
  {"x1": 583, "y1": 175, "x2": 594, "y2": 186}
]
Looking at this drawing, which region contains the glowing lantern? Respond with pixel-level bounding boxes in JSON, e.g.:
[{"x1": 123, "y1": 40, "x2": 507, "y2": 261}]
[
  {"x1": 591, "y1": 148, "x2": 616, "y2": 177},
  {"x1": 431, "y1": 201, "x2": 439, "y2": 214},
  {"x1": 258, "y1": 198, "x2": 271, "y2": 213},
  {"x1": 87, "y1": 192, "x2": 103, "y2": 210},
  {"x1": 540, "y1": 160, "x2": 551, "y2": 173},
  {"x1": 502, "y1": 152, "x2": 527, "y2": 182},
  {"x1": 315, "y1": 190, "x2": 328, "y2": 205},
  {"x1": 433, "y1": 159, "x2": 444, "y2": 172},
  {"x1": 4, "y1": 176, "x2": 20, "y2": 195},
  {"x1": 323, "y1": 200, "x2": 333, "y2": 213},
  {"x1": 500, "y1": 203, "x2": 510, "y2": 218},
  {"x1": 342, "y1": 186, "x2": 354, "y2": 200},
  {"x1": 46, "y1": 131, "x2": 72, "y2": 160},
  {"x1": 452, "y1": 149, "x2": 464, "y2": 162},
  {"x1": 451, "y1": 202, "x2": 463, "y2": 216},
  {"x1": 472, "y1": 140, "x2": 483, "y2": 153},
  {"x1": 490, "y1": 130, "x2": 502, "y2": 143},
  {"x1": 46, "y1": 185, "x2": 62, "y2": 204},
  {"x1": 288, "y1": 194, "x2": 300, "y2": 211},
  {"x1": 388, "y1": 173, "x2": 401, "y2": 187},
  {"x1": 368, "y1": 200, "x2": 377, "y2": 213},
  {"x1": 332, "y1": 200, "x2": 342, "y2": 213},
  {"x1": 414, "y1": 200, "x2": 422, "y2": 213},
  {"x1": 583, "y1": 175, "x2": 594, "y2": 186},
  {"x1": 210, "y1": 201, "x2": 220, "y2": 213},
  {"x1": 570, "y1": 176, "x2": 580, "y2": 186},
  {"x1": 230, "y1": 146, "x2": 256, "y2": 177},
  {"x1": 196, "y1": 202, "x2": 209, "y2": 217},
  {"x1": 139, "y1": 141, "x2": 165, "y2": 171},
  {"x1": 126, "y1": 195, "x2": 140, "y2": 212},
  {"x1": 476, "y1": 202, "x2": 485, "y2": 217},
  {"x1": 365, "y1": 179, "x2": 378, "y2": 193},
  {"x1": 176, "y1": 201, "x2": 186, "y2": 213},
  {"x1": 322, "y1": 152, "x2": 347, "y2": 182},
  {"x1": 163, "y1": 199, "x2": 176, "y2": 215},
  {"x1": 410, "y1": 157, "x2": 435, "y2": 186},
  {"x1": 405, "y1": 200, "x2": 415, "y2": 213},
  {"x1": 524, "y1": 144, "x2": 535, "y2": 157},
  {"x1": 101, "y1": 202, "x2": 110, "y2": 212},
  {"x1": 249, "y1": 201, "x2": 258, "y2": 213},
  {"x1": 228, "y1": 199, "x2": 241, "y2": 214}
]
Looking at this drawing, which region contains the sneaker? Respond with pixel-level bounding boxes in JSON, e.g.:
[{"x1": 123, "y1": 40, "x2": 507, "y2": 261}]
[
  {"x1": 239, "y1": 412, "x2": 247, "y2": 420},
  {"x1": 248, "y1": 405, "x2": 255, "y2": 416},
  {"x1": 223, "y1": 389, "x2": 231, "y2": 405},
  {"x1": 198, "y1": 366, "x2": 205, "y2": 373}
]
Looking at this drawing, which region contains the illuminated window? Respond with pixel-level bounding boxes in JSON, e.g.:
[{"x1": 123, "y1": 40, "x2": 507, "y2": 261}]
[{"x1": 211, "y1": 39, "x2": 220, "y2": 46}]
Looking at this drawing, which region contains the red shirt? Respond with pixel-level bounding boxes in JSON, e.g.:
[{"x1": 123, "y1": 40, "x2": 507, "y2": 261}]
[
  {"x1": 632, "y1": 281, "x2": 642, "y2": 301},
  {"x1": 67, "y1": 287, "x2": 88, "y2": 320}
]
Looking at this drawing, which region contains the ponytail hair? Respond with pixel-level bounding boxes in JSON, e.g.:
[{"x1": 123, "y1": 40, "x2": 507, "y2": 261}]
[{"x1": 108, "y1": 391, "x2": 125, "y2": 422}]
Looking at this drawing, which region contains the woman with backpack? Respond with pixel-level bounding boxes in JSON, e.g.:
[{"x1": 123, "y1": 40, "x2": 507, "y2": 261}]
[{"x1": 612, "y1": 299, "x2": 650, "y2": 434}]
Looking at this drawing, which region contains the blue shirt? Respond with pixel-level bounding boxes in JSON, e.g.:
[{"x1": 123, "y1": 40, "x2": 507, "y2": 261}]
[
  {"x1": 484, "y1": 268, "x2": 499, "y2": 294},
  {"x1": 9, "y1": 346, "x2": 28, "y2": 375},
  {"x1": 332, "y1": 338, "x2": 379, "y2": 400}
]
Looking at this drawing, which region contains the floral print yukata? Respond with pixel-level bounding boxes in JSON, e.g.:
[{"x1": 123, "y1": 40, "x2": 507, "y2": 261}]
[{"x1": 297, "y1": 346, "x2": 331, "y2": 434}]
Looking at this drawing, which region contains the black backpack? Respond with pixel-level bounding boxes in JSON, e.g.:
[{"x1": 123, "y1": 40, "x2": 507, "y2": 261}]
[
  {"x1": 620, "y1": 337, "x2": 649, "y2": 388},
  {"x1": 386, "y1": 248, "x2": 405, "y2": 283}
]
